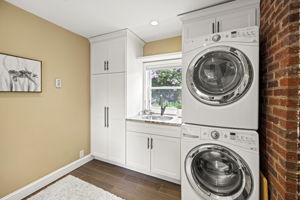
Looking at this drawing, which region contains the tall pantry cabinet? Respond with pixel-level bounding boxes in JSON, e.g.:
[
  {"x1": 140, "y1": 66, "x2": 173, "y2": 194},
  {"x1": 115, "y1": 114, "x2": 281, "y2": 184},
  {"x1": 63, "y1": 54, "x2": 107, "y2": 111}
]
[{"x1": 90, "y1": 30, "x2": 144, "y2": 165}]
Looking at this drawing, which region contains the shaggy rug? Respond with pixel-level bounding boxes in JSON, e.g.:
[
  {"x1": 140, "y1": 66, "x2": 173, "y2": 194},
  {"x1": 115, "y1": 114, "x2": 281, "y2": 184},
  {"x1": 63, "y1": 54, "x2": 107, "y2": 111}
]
[{"x1": 28, "y1": 175, "x2": 124, "y2": 200}]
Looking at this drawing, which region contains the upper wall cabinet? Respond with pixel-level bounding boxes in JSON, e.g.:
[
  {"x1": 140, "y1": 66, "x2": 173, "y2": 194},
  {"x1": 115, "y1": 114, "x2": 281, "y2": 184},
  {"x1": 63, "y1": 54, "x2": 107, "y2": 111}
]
[
  {"x1": 91, "y1": 37, "x2": 125, "y2": 74},
  {"x1": 179, "y1": 0, "x2": 260, "y2": 44}
]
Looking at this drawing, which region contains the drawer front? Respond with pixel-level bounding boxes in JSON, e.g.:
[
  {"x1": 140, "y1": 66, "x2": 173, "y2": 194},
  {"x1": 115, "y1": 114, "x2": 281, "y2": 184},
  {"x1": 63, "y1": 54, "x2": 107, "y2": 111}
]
[{"x1": 126, "y1": 121, "x2": 181, "y2": 138}]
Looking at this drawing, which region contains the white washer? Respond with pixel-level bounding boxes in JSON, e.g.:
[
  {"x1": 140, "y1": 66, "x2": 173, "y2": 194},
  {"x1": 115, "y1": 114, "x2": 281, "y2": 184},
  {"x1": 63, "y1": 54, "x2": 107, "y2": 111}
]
[
  {"x1": 182, "y1": 26, "x2": 259, "y2": 130},
  {"x1": 181, "y1": 124, "x2": 259, "y2": 200}
]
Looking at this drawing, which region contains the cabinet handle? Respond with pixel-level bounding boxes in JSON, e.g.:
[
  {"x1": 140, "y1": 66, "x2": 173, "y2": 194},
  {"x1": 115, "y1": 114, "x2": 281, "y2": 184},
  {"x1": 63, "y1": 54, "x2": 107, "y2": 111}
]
[
  {"x1": 217, "y1": 21, "x2": 220, "y2": 33},
  {"x1": 212, "y1": 22, "x2": 215, "y2": 33},
  {"x1": 107, "y1": 60, "x2": 109, "y2": 71},
  {"x1": 107, "y1": 107, "x2": 109, "y2": 128},
  {"x1": 150, "y1": 138, "x2": 153, "y2": 149},
  {"x1": 104, "y1": 61, "x2": 106, "y2": 71},
  {"x1": 147, "y1": 138, "x2": 150, "y2": 149},
  {"x1": 104, "y1": 107, "x2": 107, "y2": 127}
]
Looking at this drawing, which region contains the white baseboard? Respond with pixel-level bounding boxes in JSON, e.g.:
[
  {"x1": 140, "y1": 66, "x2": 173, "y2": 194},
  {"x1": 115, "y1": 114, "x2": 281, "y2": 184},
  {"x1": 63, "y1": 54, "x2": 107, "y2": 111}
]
[
  {"x1": 93, "y1": 155, "x2": 181, "y2": 185},
  {"x1": 1, "y1": 154, "x2": 93, "y2": 200}
]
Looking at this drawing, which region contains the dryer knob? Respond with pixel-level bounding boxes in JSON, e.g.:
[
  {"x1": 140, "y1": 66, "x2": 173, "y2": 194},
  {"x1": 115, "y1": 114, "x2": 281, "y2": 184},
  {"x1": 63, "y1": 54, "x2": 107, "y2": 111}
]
[
  {"x1": 211, "y1": 131, "x2": 220, "y2": 139},
  {"x1": 212, "y1": 34, "x2": 221, "y2": 42}
]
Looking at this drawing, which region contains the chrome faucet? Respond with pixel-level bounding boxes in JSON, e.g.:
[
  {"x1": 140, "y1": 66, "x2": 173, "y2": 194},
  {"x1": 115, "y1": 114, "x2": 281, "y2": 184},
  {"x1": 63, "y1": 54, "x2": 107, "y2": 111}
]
[{"x1": 159, "y1": 95, "x2": 167, "y2": 116}]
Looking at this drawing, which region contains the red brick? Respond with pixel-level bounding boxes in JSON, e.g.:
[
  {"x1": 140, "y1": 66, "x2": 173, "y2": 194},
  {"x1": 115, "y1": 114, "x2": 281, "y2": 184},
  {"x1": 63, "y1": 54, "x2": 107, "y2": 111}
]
[
  {"x1": 279, "y1": 77, "x2": 300, "y2": 86},
  {"x1": 279, "y1": 56, "x2": 299, "y2": 67},
  {"x1": 273, "y1": 107, "x2": 298, "y2": 119},
  {"x1": 280, "y1": 99, "x2": 299, "y2": 108},
  {"x1": 279, "y1": 119, "x2": 298, "y2": 129},
  {"x1": 269, "y1": 98, "x2": 280, "y2": 105},
  {"x1": 274, "y1": 88, "x2": 298, "y2": 97}
]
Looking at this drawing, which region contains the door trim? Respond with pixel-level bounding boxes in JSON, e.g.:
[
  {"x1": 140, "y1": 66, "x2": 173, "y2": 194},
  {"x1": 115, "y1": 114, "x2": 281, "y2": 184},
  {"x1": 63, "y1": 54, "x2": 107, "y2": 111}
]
[
  {"x1": 185, "y1": 144, "x2": 253, "y2": 199},
  {"x1": 186, "y1": 45, "x2": 253, "y2": 106}
]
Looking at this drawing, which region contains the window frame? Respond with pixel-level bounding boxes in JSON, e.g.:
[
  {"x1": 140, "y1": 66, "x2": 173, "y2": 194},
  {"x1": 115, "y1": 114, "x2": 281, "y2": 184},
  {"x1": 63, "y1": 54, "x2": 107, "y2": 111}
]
[{"x1": 143, "y1": 58, "x2": 182, "y2": 115}]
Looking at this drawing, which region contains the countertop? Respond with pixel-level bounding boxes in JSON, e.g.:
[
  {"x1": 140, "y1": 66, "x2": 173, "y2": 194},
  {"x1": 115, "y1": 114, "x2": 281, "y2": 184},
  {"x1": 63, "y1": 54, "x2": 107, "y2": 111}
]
[{"x1": 126, "y1": 115, "x2": 182, "y2": 127}]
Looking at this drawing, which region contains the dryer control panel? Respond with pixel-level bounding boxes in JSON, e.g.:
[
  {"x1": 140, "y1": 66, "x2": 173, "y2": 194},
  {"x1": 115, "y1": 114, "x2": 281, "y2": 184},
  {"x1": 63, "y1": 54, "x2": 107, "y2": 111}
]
[{"x1": 184, "y1": 26, "x2": 259, "y2": 53}]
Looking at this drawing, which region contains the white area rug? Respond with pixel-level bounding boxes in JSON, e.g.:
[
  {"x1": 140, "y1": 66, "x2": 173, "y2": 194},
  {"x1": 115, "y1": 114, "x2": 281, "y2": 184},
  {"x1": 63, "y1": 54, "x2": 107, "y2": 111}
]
[{"x1": 28, "y1": 175, "x2": 124, "y2": 200}]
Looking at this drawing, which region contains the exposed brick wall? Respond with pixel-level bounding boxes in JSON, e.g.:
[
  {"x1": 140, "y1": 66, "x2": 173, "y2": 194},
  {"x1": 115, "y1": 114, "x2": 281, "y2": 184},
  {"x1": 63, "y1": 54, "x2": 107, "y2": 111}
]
[{"x1": 259, "y1": 0, "x2": 300, "y2": 199}]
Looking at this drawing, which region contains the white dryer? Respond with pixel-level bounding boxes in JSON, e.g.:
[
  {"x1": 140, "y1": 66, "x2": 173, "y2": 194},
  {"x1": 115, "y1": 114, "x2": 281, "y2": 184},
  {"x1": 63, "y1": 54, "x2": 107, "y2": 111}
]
[
  {"x1": 182, "y1": 26, "x2": 259, "y2": 130},
  {"x1": 181, "y1": 124, "x2": 259, "y2": 200}
]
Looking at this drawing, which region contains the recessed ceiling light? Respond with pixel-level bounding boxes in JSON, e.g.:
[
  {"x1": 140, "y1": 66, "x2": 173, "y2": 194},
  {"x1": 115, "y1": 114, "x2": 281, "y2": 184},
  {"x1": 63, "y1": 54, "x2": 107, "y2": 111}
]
[{"x1": 150, "y1": 20, "x2": 159, "y2": 26}]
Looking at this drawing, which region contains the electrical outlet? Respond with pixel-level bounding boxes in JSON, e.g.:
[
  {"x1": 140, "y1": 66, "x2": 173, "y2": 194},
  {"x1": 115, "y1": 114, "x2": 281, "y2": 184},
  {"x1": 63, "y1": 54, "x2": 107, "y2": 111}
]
[
  {"x1": 79, "y1": 150, "x2": 84, "y2": 158},
  {"x1": 55, "y1": 79, "x2": 62, "y2": 88}
]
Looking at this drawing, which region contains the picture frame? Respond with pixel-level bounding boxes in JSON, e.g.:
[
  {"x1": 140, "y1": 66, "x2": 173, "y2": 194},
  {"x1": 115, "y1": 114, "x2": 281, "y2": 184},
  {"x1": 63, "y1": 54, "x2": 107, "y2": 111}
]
[{"x1": 0, "y1": 53, "x2": 42, "y2": 92}]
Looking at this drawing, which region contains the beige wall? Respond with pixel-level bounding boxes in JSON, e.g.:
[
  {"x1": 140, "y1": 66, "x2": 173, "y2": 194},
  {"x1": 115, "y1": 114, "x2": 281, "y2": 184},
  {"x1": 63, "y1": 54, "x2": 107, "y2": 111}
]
[
  {"x1": 143, "y1": 36, "x2": 182, "y2": 56},
  {"x1": 0, "y1": 1, "x2": 90, "y2": 197}
]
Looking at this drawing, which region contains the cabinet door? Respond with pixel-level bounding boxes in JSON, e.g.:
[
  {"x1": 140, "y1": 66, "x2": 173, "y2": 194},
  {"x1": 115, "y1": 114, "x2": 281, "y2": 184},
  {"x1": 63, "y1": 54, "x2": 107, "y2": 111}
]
[
  {"x1": 108, "y1": 73, "x2": 125, "y2": 120},
  {"x1": 107, "y1": 73, "x2": 125, "y2": 164},
  {"x1": 91, "y1": 75, "x2": 109, "y2": 158},
  {"x1": 108, "y1": 119, "x2": 125, "y2": 164},
  {"x1": 91, "y1": 41, "x2": 108, "y2": 74},
  {"x1": 126, "y1": 131, "x2": 151, "y2": 171},
  {"x1": 150, "y1": 135, "x2": 181, "y2": 180},
  {"x1": 183, "y1": 18, "x2": 215, "y2": 41},
  {"x1": 217, "y1": 8, "x2": 257, "y2": 32},
  {"x1": 107, "y1": 37, "x2": 125, "y2": 73}
]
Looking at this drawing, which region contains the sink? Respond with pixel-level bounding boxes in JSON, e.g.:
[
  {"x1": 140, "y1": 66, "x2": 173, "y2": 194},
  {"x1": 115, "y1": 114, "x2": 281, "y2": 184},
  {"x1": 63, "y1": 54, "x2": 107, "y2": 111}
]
[{"x1": 140, "y1": 115, "x2": 174, "y2": 121}]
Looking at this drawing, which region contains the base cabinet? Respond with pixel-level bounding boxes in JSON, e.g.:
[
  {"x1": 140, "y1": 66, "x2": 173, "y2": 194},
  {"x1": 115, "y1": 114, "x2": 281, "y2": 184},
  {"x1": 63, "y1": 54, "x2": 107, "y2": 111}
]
[
  {"x1": 126, "y1": 131, "x2": 151, "y2": 171},
  {"x1": 126, "y1": 123, "x2": 181, "y2": 181},
  {"x1": 150, "y1": 135, "x2": 181, "y2": 179}
]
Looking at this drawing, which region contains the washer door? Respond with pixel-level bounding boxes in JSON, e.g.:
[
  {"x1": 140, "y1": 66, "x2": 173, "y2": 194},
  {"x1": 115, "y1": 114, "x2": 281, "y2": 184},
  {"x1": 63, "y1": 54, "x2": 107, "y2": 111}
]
[
  {"x1": 186, "y1": 46, "x2": 253, "y2": 105},
  {"x1": 185, "y1": 144, "x2": 253, "y2": 199}
]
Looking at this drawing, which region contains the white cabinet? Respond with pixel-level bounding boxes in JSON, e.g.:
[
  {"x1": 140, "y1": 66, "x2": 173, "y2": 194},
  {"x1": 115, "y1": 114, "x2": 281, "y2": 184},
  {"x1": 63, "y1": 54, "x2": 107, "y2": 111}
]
[
  {"x1": 91, "y1": 73, "x2": 125, "y2": 164},
  {"x1": 183, "y1": 17, "x2": 216, "y2": 40},
  {"x1": 90, "y1": 30, "x2": 144, "y2": 166},
  {"x1": 180, "y1": 0, "x2": 259, "y2": 42},
  {"x1": 91, "y1": 75, "x2": 108, "y2": 158},
  {"x1": 91, "y1": 37, "x2": 125, "y2": 74},
  {"x1": 91, "y1": 41, "x2": 107, "y2": 74},
  {"x1": 127, "y1": 131, "x2": 151, "y2": 171},
  {"x1": 150, "y1": 135, "x2": 181, "y2": 179},
  {"x1": 216, "y1": 8, "x2": 257, "y2": 33},
  {"x1": 126, "y1": 121, "x2": 181, "y2": 181}
]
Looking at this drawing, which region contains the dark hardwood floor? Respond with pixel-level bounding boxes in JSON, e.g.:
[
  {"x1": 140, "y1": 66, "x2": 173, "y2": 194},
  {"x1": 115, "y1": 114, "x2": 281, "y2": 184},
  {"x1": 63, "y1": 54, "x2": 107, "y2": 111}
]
[{"x1": 24, "y1": 159, "x2": 181, "y2": 200}]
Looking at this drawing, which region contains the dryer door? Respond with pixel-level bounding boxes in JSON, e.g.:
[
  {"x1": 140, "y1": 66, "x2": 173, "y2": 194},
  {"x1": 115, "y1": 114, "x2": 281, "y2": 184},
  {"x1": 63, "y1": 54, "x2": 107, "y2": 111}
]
[
  {"x1": 185, "y1": 144, "x2": 253, "y2": 199},
  {"x1": 186, "y1": 46, "x2": 253, "y2": 105}
]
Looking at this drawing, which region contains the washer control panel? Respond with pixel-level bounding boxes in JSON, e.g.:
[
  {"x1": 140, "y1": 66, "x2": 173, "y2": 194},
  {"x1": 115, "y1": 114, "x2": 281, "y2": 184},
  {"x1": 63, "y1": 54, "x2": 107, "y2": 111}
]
[
  {"x1": 182, "y1": 124, "x2": 258, "y2": 152},
  {"x1": 201, "y1": 128, "x2": 258, "y2": 151}
]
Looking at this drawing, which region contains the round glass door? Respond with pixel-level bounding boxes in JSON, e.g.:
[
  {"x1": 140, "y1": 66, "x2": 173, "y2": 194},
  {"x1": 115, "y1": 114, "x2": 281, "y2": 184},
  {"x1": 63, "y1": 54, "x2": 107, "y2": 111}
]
[
  {"x1": 186, "y1": 46, "x2": 253, "y2": 105},
  {"x1": 185, "y1": 144, "x2": 253, "y2": 199}
]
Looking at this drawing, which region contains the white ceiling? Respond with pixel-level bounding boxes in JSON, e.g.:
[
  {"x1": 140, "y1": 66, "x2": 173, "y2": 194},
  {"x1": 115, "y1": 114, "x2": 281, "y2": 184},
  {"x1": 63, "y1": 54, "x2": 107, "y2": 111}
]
[{"x1": 5, "y1": 0, "x2": 233, "y2": 42}]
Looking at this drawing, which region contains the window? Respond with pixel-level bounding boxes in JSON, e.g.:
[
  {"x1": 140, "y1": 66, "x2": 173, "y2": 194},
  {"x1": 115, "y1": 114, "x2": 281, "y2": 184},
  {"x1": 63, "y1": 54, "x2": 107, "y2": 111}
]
[{"x1": 144, "y1": 59, "x2": 182, "y2": 114}]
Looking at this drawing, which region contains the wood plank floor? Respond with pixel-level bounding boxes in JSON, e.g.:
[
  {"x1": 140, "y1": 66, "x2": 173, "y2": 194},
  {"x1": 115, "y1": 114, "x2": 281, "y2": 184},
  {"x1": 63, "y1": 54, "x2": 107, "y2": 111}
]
[{"x1": 24, "y1": 159, "x2": 181, "y2": 200}]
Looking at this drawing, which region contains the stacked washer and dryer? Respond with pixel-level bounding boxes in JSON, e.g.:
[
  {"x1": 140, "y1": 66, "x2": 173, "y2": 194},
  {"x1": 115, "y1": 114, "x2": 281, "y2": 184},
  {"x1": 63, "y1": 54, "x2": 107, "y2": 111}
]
[{"x1": 179, "y1": 2, "x2": 260, "y2": 200}]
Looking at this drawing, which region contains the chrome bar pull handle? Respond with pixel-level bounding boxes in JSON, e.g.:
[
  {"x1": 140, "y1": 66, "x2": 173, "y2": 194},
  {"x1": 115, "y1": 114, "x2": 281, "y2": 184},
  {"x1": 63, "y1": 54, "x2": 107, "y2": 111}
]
[
  {"x1": 104, "y1": 107, "x2": 107, "y2": 127},
  {"x1": 147, "y1": 138, "x2": 150, "y2": 149},
  {"x1": 217, "y1": 21, "x2": 220, "y2": 33},
  {"x1": 212, "y1": 22, "x2": 215, "y2": 33},
  {"x1": 150, "y1": 138, "x2": 153, "y2": 149},
  {"x1": 107, "y1": 107, "x2": 109, "y2": 128}
]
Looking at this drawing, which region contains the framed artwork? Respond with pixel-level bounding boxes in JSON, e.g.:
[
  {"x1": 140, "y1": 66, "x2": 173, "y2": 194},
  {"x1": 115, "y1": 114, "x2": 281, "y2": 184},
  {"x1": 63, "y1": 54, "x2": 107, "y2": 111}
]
[{"x1": 0, "y1": 53, "x2": 42, "y2": 92}]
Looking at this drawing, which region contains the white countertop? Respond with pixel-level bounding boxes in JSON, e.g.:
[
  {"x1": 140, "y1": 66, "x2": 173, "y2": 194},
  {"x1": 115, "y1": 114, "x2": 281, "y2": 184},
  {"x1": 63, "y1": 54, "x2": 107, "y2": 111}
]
[{"x1": 126, "y1": 115, "x2": 182, "y2": 126}]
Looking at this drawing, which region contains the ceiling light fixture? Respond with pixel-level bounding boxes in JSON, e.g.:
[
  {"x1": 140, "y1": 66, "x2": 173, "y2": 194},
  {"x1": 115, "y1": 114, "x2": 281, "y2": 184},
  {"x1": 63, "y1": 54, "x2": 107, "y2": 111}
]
[{"x1": 150, "y1": 20, "x2": 159, "y2": 26}]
